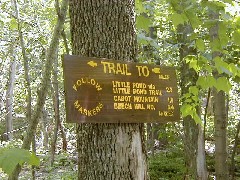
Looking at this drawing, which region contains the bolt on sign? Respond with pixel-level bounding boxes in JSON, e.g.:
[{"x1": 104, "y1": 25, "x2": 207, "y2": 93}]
[{"x1": 63, "y1": 55, "x2": 180, "y2": 123}]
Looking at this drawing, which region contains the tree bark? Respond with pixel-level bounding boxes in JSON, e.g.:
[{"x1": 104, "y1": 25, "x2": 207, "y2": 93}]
[
  {"x1": 230, "y1": 120, "x2": 240, "y2": 180},
  {"x1": 69, "y1": 1, "x2": 148, "y2": 179},
  {"x1": 178, "y1": 23, "x2": 207, "y2": 180},
  {"x1": 5, "y1": 52, "x2": 16, "y2": 141},
  {"x1": 209, "y1": 9, "x2": 229, "y2": 180}
]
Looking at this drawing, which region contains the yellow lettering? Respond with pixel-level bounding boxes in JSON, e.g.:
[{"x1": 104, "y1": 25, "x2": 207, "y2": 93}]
[
  {"x1": 136, "y1": 65, "x2": 150, "y2": 77},
  {"x1": 74, "y1": 101, "x2": 103, "y2": 117},
  {"x1": 166, "y1": 87, "x2": 173, "y2": 93},
  {"x1": 149, "y1": 89, "x2": 162, "y2": 96},
  {"x1": 133, "y1": 89, "x2": 147, "y2": 95},
  {"x1": 73, "y1": 84, "x2": 77, "y2": 91},
  {"x1": 168, "y1": 97, "x2": 174, "y2": 104},
  {"x1": 132, "y1": 83, "x2": 147, "y2": 89},
  {"x1": 114, "y1": 96, "x2": 131, "y2": 102},
  {"x1": 134, "y1": 103, "x2": 145, "y2": 110},
  {"x1": 74, "y1": 100, "x2": 81, "y2": 109},
  {"x1": 114, "y1": 103, "x2": 132, "y2": 110},
  {"x1": 147, "y1": 104, "x2": 155, "y2": 110},
  {"x1": 168, "y1": 105, "x2": 175, "y2": 110},
  {"x1": 73, "y1": 78, "x2": 102, "y2": 91},
  {"x1": 116, "y1": 63, "x2": 124, "y2": 75},
  {"x1": 159, "y1": 74, "x2": 170, "y2": 80},
  {"x1": 125, "y1": 64, "x2": 131, "y2": 75},
  {"x1": 133, "y1": 96, "x2": 158, "y2": 103},
  {"x1": 101, "y1": 61, "x2": 131, "y2": 75},
  {"x1": 90, "y1": 79, "x2": 96, "y2": 86}
]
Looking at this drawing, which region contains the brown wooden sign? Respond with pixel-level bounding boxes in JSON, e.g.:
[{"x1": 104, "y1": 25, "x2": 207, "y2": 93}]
[{"x1": 63, "y1": 55, "x2": 180, "y2": 123}]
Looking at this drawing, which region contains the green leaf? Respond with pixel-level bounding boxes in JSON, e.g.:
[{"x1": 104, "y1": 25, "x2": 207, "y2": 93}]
[
  {"x1": 196, "y1": 76, "x2": 208, "y2": 90},
  {"x1": 214, "y1": 56, "x2": 229, "y2": 74},
  {"x1": 9, "y1": 19, "x2": 18, "y2": 30},
  {"x1": 223, "y1": 0, "x2": 233, "y2": 4},
  {"x1": 196, "y1": 39, "x2": 205, "y2": 51},
  {"x1": 228, "y1": 63, "x2": 238, "y2": 77},
  {"x1": 206, "y1": 75, "x2": 216, "y2": 88},
  {"x1": 184, "y1": 55, "x2": 200, "y2": 72},
  {"x1": 171, "y1": 13, "x2": 187, "y2": 28},
  {"x1": 218, "y1": 22, "x2": 229, "y2": 47},
  {"x1": 192, "y1": 111, "x2": 202, "y2": 124},
  {"x1": 136, "y1": 15, "x2": 151, "y2": 32},
  {"x1": 135, "y1": 0, "x2": 145, "y2": 13},
  {"x1": 210, "y1": 38, "x2": 222, "y2": 51},
  {"x1": 232, "y1": 30, "x2": 240, "y2": 46},
  {"x1": 189, "y1": 86, "x2": 199, "y2": 95},
  {"x1": 180, "y1": 104, "x2": 193, "y2": 117},
  {"x1": 186, "y1": 11, "x2": 201, "y2": 29},
  {"x1": 0, "y1": 148, "x2": 40, "y2": 175},
  {"x1": 215, "y1": 76, "x2": 232, "y2": 93}
]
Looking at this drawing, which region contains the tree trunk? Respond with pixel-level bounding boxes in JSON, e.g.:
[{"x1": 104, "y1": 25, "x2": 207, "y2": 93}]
[
  {"x1": 209, "y1": 9, "x2": 229, "y2": 180},
  {"x1": 197, "y1": 124, "x2": 208, "y2": 180},
  {"x1": 178, "y1": 24, "x2": 198, "y2": 180},
  {"x1": 230, "y1": 121, "x2": 240, "y2": 179},
  {"x1": 12, "y1": 0, "x2": 32, "y2": 123},
  {"x1": 5, "y1": 54, "x2": 16, "y2": 141},
  {"x1": 178, "y1": 23, "x2": 207, "y2": 180},
  {"x1": 8, "y1": 0, "x2": 68, "y2": 179},
  {"x1": 69, "y1": 1, "x2": 148, "y2": 179}
]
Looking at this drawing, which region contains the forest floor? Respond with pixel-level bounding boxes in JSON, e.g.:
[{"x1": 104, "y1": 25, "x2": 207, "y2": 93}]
[{"x1": 0, "y1": 152, "x2": 78, "y2": 180}]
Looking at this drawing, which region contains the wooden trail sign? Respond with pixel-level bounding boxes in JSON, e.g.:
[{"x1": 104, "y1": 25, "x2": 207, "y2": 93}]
[{"x1": 63, "y1": 55, "x2": 180, "y2": 123}]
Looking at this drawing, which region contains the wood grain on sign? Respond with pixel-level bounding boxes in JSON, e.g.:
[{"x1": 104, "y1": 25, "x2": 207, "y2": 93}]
[{"x1": 63, "y1": 55, "x2": 180, "y2": 123}]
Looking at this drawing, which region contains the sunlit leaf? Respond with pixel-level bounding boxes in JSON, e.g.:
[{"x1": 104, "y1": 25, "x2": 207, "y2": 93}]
[
  {"x1": 232, "y1": 30, "x2": 240, "y2": 46},
  {"x1": 196, "y1": 39, "x2": 205, "y2": 51},
  {"x1": 196, "y1": 76, "x2": 208, "y2": 89},
  {"x1": 189, "y1": 86, "x2": 199, "y2": 95},
  {"x1": 214, "y1": 56, "x2": 229, "y2": 74},
  {"x1": 9, "y1": 19, "x2": 18, "y2": 30},
  {"x1": 136, "y1": 15, "x2": 151, "y2": 32},
  {"x1": 206, "y1": 75, "x2": 217, "y2": 88},
  {"x1": 171, "y1": 13, "x2": 187, "y2": 28},
  {"x1": 215, "y1": 76, "x2": 232, "y2": 93},
  {"x1": 180, "y1": 104, "x2": 193, "y2": 117},
  {"x1": 0, "y1": 148, "x2": 40, "y2": 175}
]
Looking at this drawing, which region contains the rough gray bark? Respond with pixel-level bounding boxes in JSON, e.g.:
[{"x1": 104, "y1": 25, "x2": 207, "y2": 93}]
[
  {"x1": 8, "y1": 0, "x2": 68, "y2": 179},
  {"x1": 209, "y1": 9, "x2": 229, "y2": 180},
  {"x1": 69, "y1": 1, "x2": 148, "y2": 179},
  {"x1": 5, "y1": 53, "x2": 16, "y2": 140}
]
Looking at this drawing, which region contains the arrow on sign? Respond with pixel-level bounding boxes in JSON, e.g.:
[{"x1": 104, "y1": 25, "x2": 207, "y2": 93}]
[
  {"x1": 152, "y1": 68, "x2": 160, "y2": 74},
  {"x1": 87, "y1": 61, "x2": 98, "y2": 67}
]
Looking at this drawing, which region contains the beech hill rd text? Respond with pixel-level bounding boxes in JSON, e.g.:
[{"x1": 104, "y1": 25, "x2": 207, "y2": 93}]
[{"x1": 63, "y1": 55, "x2": 180, "y2": 123}]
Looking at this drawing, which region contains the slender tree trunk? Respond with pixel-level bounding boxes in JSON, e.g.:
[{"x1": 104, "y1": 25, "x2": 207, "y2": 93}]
[
  {"x1": 5, "y1": 54, "x2": 16, "y2": 141},
  {"x1": 12, "y1": 0, "x2": 32, "y2": 122},
  {"x1": 50, "y1": 48, "x2": 61, "y2": 165},
  {"x1": 8, "y1": 0, "x2": 68, "y2": 179},
  {"x1": 178, "y1": 23, "x2": 208, "y2": 180},
  {"x1": 178, "y1": 24, "x2": 198, "y2": 180},
  {"x1": 230, "y1": 121, "x2": 240, "y2": 180},
  {"x1": 69, "y1": 1, "x2": 148, "y2": 179},
  {"x1": 41, "y1": 108, "x2": 49, "y2": 149},
  {"x1": 197, "y1": 124, "x2": 208, "y2": 180},
  {"x1": 209, "y1": 9, "x2": 229, "y2": 180}
]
